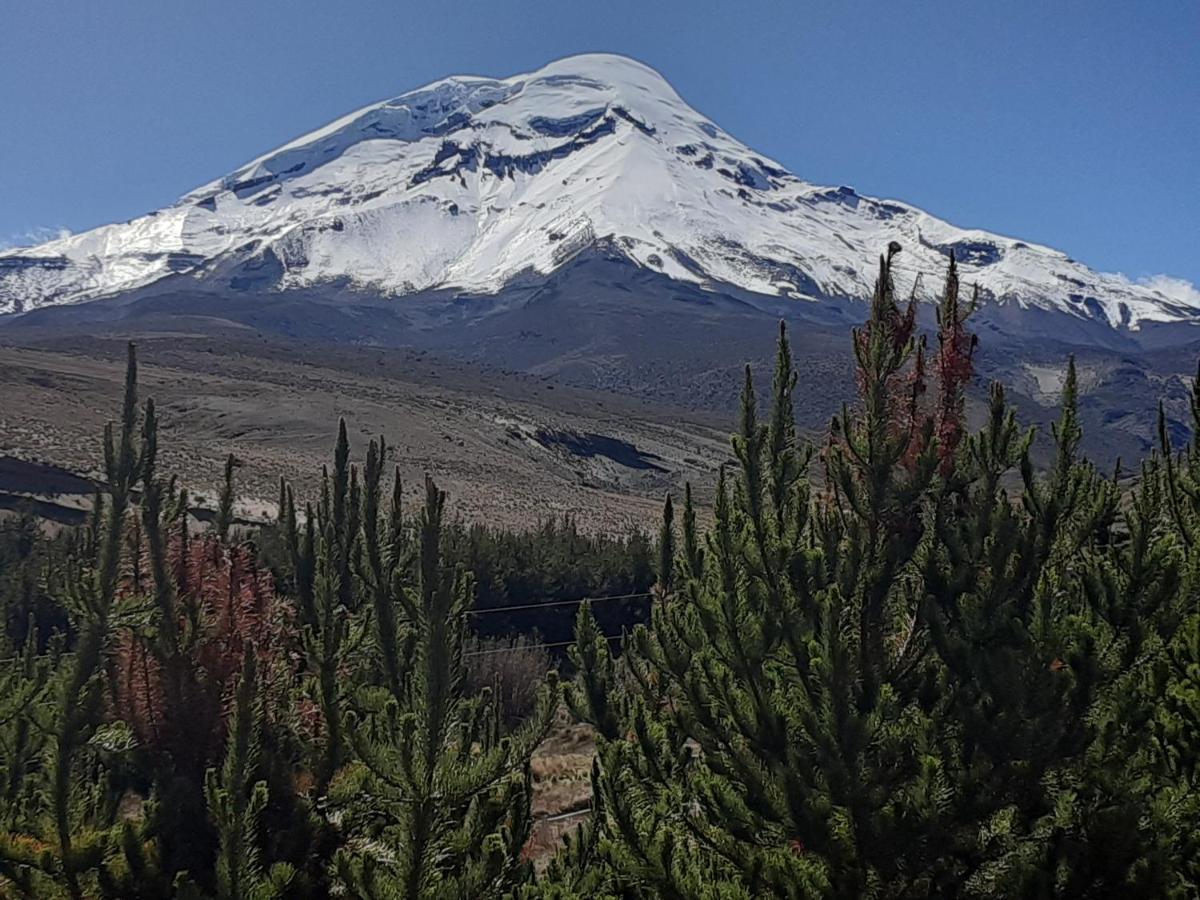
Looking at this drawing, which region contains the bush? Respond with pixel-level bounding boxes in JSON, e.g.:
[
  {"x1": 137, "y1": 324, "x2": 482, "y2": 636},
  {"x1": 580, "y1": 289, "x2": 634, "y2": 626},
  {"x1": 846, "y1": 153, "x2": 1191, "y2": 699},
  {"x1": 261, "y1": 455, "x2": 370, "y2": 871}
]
[{"x1": 465, "y1": 632, "x2": 555, "y2": 725}]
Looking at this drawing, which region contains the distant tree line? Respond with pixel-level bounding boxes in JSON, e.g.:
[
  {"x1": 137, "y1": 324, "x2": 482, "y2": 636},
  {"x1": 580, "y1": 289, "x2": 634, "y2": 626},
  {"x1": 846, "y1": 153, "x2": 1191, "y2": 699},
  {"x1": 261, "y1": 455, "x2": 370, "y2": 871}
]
[{"x1": 255, "y1": 512, "x2": 657, "y2": 649}]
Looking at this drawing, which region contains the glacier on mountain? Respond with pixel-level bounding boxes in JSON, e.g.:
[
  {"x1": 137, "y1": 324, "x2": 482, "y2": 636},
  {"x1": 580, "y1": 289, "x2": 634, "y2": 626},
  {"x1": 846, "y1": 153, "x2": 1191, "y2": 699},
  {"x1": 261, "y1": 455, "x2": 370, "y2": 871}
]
[{"x1": 1, "y1": 52, "x2": 1196, "y2": 333}]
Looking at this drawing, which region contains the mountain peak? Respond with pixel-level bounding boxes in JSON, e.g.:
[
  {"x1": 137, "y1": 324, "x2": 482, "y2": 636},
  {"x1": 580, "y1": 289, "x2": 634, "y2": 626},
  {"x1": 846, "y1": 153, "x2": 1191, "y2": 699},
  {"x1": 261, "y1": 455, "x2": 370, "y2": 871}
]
[
  {"x1": 1, "y1": 55, "x2": 1197, "y2": 338},
  {"x1": 205, "y1": 50, "x2": 702, "y2": 201},
  {"x1": 532, "y1": 52, "x2": 688, "y2": 103}
]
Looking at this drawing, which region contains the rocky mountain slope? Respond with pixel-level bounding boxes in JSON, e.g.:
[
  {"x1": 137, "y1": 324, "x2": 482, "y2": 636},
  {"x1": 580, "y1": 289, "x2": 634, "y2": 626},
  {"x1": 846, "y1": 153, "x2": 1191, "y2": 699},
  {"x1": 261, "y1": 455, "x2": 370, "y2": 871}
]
[{"x1": 2, "y1": 53, "x2": 1197, "y2": 342}]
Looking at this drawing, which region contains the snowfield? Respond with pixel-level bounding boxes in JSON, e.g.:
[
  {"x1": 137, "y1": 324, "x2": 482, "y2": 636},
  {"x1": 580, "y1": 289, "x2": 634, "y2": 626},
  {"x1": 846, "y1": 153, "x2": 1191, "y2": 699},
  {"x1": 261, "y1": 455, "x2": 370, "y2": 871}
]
[{"x1": 1, "y1": 52, "x2": 1196, "y2": 332}]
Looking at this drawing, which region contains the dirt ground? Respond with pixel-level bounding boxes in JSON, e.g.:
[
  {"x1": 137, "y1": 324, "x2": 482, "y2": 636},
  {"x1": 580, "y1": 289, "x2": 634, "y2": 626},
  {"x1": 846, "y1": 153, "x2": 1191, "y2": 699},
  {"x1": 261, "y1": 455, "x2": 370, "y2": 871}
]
[
  {"x1": 527, "y1": 715, "x2": 598, "y2": 870},
  {"x1": 0, "y1": 331, "x2": 734, "y2": 533}
]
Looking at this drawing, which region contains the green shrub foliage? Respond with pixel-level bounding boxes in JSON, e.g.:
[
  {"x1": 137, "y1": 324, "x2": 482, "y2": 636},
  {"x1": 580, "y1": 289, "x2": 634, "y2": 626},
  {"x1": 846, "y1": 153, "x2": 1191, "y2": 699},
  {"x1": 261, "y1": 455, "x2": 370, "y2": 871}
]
[
  {"x1": 0, "y1": 356, "x2": 556, "y2": 897},
  {"x1": 547, "y1": 248, "x2": 1200, "y2": 898}
]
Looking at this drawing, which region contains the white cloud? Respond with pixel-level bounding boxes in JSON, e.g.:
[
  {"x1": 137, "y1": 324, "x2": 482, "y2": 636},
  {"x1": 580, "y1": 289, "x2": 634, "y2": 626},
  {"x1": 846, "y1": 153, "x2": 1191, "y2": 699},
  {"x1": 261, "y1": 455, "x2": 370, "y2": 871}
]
[
  {"x1": 0, "y1": 225, "x2": 72, "y2": 250},
  {"x1": 1137, "y1": 274, "x2": 1200, "y2": 308}
]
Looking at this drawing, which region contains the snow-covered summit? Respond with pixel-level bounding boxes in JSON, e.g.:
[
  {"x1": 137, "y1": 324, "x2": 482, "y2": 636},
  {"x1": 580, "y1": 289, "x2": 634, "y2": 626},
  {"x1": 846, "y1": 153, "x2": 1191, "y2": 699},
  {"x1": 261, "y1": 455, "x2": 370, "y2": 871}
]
[{"x1": 1, "y1": 52, "x2": 1195, "y2": 331}]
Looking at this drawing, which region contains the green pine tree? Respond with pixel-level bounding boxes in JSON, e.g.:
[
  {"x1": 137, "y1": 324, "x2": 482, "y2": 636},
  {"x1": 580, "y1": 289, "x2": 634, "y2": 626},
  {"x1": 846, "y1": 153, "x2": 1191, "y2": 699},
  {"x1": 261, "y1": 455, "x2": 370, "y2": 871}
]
[
  {"x1": 203, "y1": 650, "x2": 296, "y2": 900},
  {"x1": 278, "y1": 420, "x2": 362, "y2": 798},
  {"x1": 216, "y1": 454, "x2": 237, "y2": 543},
  {"x1": 547, "y1": 246, "x2": 1200, "y2": 897},
  {"x1": 0, "y1": 344, "x2": 173, "y2": 898},
  {"x1": 331, "y1": 474, "x2": 557, "y2": 898},
  {"x1": 656, "y1": 494, "x2": 675, "y2": 597}
]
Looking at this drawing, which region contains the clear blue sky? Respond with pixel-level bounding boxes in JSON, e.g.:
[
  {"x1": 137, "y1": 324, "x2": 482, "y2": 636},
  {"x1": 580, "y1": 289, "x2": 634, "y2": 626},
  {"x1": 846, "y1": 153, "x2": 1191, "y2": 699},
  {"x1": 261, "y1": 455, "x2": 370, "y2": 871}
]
[{"x1": 2, "y1": 0, "x2": 1197, "y2": 285}]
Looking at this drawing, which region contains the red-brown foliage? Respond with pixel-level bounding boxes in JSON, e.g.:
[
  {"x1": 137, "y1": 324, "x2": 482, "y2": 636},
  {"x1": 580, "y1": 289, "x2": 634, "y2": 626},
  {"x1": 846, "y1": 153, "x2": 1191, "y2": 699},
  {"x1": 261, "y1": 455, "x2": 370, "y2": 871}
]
[
  {"x1": 933, "y1": 259, "x2": 978, "y2": 475},
  {"x1": 112, "y1": 532, "x2": 294, "y2": 772},
  {"x1": 849, "y1": 249, "x2": 976, "y2": 477},
  {"x1": 852, "y1": 251, "x2": 931, "y2": 472}
]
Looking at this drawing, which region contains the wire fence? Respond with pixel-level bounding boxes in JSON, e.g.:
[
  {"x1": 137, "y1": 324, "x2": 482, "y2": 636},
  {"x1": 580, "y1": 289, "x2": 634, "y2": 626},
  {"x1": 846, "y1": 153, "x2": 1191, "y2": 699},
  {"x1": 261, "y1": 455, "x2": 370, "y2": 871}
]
[
  {"x1": 467, "y1": 590, "x2": 653, "y2": 616},
  {"x1": 0, "y1": 590, "x2": 655, "y2": 667},
  {"x1": 464, "y1": 633, "x2": 624, "y2": 658},
  {"x1": 463, "y1": 589, "x2": 654, "y2": 656}
]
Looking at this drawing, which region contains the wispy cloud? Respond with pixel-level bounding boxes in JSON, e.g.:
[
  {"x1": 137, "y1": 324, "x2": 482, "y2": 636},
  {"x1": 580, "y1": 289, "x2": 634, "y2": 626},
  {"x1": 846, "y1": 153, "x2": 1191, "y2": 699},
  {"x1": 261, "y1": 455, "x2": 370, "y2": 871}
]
[
  {"x1": 1137, "y1": 274, "x2": 1200, "y2": 308},
  {"x1": 0, "y1": 225, "x2": 73, "y2": 250}
]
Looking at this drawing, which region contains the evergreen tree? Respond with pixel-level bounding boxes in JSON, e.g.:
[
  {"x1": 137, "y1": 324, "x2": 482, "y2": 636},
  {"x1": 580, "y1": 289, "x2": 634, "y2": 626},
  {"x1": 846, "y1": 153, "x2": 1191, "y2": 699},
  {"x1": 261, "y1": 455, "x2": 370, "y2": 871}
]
[
  {"x1": 656, "y1": 494, "x2": 675, "y2": 597},
  {"x1": 0, "y1": 509, "x2": 69, "y2": 649},
  {"x1": 0, "y1": 344, "x2": 170, "y2": 897},
  {"x1": 931, "y1": 250, "x2": 978, "y2": 475},
  {"x1": 443, "y1": 515, "x2": 657, "y2": 647},
  {"x1": 216, "y1": 454, "x2": 237, "y2": 543},
  {"x1": 331, "y1": 475, "x2": 557, "y2": 898},
  {"x1": 48, "y1": 343, "x2": 147, "y2": 899},
  {"x1": 278, "y1": 420, "x2": 361, "y2": 798},
  {"x1": 0, "y1": 346, "x2": 310, "y2": 898},
  {"x1": 548, "y1": 246, "x2": 1200, "y2": 897},
  {"x1": 202, "y1": 650, "x2": 295, "y2": 900},
  {"x1": 0, "y1": 620, "x2": 52, "y2": 892}
]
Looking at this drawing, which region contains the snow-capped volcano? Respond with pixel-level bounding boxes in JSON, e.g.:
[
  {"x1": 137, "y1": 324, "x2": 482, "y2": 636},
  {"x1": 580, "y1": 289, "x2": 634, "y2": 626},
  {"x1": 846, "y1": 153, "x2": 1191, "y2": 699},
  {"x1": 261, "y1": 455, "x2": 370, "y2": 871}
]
[{"x1": 1, "y1": 53, "x2": 1195, "y2": 332}]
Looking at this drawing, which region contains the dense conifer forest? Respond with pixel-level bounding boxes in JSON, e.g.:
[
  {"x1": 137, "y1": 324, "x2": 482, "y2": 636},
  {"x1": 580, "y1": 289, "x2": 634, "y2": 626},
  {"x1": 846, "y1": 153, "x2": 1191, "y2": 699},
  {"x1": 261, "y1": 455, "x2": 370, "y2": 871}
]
[{"x1": 2, "y1": 247, "x2": 1199, "y2": 897}]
